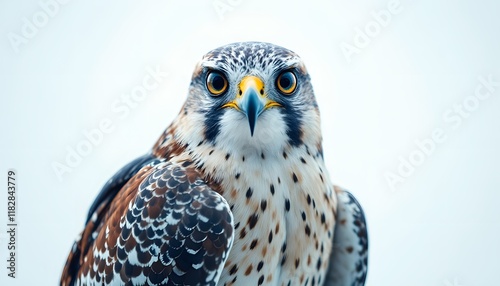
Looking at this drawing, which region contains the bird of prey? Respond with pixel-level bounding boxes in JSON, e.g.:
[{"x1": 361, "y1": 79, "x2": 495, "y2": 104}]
[{"x1": 61, "y1": 42, "x2": 368, "y2": 286}]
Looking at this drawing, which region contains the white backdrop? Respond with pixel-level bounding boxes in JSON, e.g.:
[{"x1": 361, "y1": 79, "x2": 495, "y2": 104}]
[{"x1": 1, "y1": 1, "x2": 500, "y2": 285}]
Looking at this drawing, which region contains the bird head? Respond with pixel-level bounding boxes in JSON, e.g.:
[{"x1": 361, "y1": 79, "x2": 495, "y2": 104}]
[{"x1": 174, "y1": 42, "x2": 322, "y2": 159}]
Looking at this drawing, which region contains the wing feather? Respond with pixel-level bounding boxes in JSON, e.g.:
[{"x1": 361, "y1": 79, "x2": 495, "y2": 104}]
[
  {"x1": 325, "y1": 186, "x2": 369, "y2": 286},
  {"x1": 61, "y1": 153, "x2": 160, "y2": 286},
  {"x1": 61, "y1": 159, "x2": 234, "y2": 286}
]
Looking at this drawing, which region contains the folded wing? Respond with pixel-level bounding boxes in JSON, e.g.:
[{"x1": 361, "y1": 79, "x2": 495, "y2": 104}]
[
  {"x1": 61, "y1": 159, "x2": 234, "y2": 286},
  {"x1": 325, "y1": 187, "x2": 368, "y2": 286}
]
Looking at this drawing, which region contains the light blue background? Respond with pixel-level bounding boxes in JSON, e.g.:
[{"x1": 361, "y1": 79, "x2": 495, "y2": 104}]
[{"x1": 1, "y1": 1, "x2": 500, "y2": 285}]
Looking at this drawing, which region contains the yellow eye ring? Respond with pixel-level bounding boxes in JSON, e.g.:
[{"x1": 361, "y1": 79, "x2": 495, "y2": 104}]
[
  {"x1": 206, "y1": 71, "x2": 228, "y2": 96},
  {"x1": 276, "y1": 71, "x2": 297, "y2": 95}
]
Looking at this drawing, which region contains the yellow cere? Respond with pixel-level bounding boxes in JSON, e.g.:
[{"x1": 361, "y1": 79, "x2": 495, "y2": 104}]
[
  {"x1": 239, "y1": 75, "x2": 265, "y2": 97},
  {"x1": 222, "y1": 75, "x2": 282, "y2": 110}
]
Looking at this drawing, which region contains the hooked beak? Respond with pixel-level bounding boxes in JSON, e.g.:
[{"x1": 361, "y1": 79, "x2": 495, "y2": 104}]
[{"x1": 222, "y1": 76, "x2": 281, "y2": 136}]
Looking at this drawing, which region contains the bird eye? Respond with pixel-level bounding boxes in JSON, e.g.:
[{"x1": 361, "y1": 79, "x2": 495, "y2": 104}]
[
  {"x1": 276, "y1": 71, "x2": 297, "y2": 95},
  {"x1": 206, "y1": 71, "x2": 228, "y2": 96}
]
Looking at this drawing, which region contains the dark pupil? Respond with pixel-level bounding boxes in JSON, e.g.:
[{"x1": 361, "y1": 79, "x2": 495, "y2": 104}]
[
  {"x1": 212, "y1": 75, "x2": 225, "y2": 91},
  {"x1": 280, "y1": 74, "x2": 291, "y2": 89}
]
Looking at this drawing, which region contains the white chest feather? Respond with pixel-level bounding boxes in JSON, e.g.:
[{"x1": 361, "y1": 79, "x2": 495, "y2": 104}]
[
  {"x1": 168, "y1": 104, "x2": 337, "y2": 285},
  {"x1": 197, "y1": 144, "x2": 337, "y2": 286}
]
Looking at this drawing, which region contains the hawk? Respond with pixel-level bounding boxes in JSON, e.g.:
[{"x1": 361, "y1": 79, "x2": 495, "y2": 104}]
[{"x1": 61, "y1": 42, "x2": 368, "y2": 286}]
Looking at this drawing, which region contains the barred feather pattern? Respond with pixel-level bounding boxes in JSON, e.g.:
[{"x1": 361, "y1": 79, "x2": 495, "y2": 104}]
[{"x1": 62, "y1": 160, "x2": 234, "y2": 286}]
